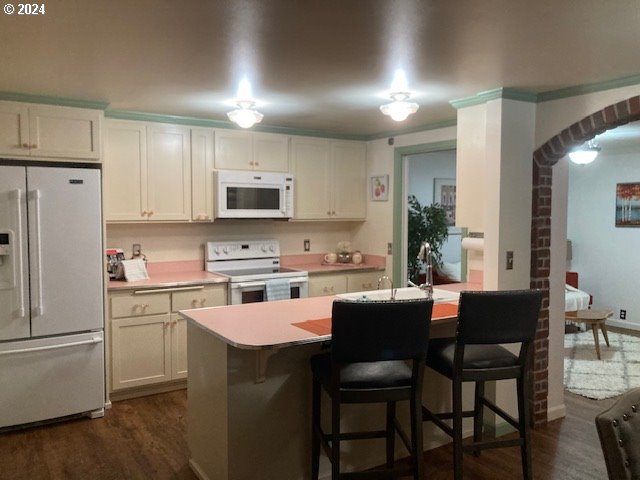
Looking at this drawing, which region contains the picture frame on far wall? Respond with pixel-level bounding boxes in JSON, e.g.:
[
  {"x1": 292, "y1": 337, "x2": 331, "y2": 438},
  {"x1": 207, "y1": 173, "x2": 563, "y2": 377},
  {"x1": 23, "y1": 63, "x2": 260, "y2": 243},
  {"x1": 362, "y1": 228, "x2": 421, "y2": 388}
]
[
  {"x1": 615, "y1": 182, "x2": 640, "y2": 227},
  {"x1": 434, "y1": 178, "x2": 456, "y2": 226},
  {"x1": 370, "y1": 174, "x2": 389, "y2": 201}
]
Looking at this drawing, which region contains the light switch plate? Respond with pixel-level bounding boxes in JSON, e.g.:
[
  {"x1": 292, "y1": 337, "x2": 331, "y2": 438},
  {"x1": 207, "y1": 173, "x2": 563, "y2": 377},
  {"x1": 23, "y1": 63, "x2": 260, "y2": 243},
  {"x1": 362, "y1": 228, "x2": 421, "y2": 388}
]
[
  {"x1": 304, "y1": 239, "x2": 310, "y2": 252},
  {"x1": 132, "y1": 243, "x2": 141, "y2": 257}
]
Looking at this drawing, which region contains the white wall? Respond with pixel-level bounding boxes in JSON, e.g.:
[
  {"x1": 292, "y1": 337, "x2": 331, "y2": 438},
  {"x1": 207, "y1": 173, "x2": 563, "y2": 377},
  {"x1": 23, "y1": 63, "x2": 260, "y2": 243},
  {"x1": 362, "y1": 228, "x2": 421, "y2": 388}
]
[
  {"x1": 407, "y1": 149, "x2": 461, "y2": 263},
  {"x1": 353, "y1": 126, "x2": 457, "y2": 274},
  {"x1": 106, "y1": 221, "x2": 359, "y2": 262},
  {"x1": 567, "y1": 149, "x2": 640, "y2": 325}
]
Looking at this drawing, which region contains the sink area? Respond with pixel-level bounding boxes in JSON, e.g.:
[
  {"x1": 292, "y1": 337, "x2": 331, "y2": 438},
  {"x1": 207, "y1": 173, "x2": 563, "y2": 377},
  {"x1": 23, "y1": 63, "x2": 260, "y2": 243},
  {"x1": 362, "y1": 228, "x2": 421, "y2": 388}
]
[{"x1": 337, "y1": 287, "x2": 459, "y2": 303}]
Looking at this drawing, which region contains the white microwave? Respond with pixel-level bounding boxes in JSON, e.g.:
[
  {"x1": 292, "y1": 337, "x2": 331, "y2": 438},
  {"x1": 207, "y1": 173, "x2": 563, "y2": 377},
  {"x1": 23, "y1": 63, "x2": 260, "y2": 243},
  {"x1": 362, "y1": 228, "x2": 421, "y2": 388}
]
[{"x1": 215, "y1": 170, "x2": 294, "y2": 219}]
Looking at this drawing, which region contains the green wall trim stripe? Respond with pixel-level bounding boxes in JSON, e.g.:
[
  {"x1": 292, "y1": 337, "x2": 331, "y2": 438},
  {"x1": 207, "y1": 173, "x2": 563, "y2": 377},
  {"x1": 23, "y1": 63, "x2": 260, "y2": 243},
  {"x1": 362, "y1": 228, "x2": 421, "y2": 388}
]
[
  {"x1": 366, "y1": 119, "x2": 457, "y2": 141},
  {"x1": 392, "y1": 140, "x2": 457, "y2": 284},
  {"x1": 537, "y1": 73, "x2": 640, "y2": 102},
  {"x1": 0, "y1": 91, "x2": 109, "y2": 110},
  {"x1": 104, "y1": 109, "x2": 365, "y2": 140}
]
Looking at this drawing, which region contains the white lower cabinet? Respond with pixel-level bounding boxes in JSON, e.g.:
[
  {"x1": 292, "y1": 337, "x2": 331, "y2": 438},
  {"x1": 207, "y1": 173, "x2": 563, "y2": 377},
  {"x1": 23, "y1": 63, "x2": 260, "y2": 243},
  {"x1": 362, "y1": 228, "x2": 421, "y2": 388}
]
[
  {"x1": 346, "y1": 271, "x2": 383, "y2": 293},
  {"x1": 108, "y1": 284, "x2": 227, "y2": 394},
  {"x1": 309, "y1": 271, "x2": 385, "y2": 297},
  {"x1": 308, "y1": 273, "x2": 348, "y2": 297}
]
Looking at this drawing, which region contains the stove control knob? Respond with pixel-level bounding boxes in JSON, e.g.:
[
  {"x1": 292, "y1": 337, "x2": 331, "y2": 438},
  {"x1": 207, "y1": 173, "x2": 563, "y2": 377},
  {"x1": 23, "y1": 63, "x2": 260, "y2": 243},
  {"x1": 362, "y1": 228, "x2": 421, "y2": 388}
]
[
  {"x1": 269, "y1": 245, "x2": 275, "y2": 252},
  {"x1": 222, "y1": 247, "x2": 229, "y2": 254},
  {"x1": 214, "y1": 247, "x2": 220, "y2": 255},
  {"x1": 261, "y1": 245, "x2": 268, "y2": 252}
]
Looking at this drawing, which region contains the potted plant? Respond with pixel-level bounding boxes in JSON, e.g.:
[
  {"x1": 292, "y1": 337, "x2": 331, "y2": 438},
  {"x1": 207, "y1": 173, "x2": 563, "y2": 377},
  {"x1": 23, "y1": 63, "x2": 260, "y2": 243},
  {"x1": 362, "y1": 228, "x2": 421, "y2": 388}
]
[{"x1": 407, "y1": 195, "x2": 449, "y2": 284}]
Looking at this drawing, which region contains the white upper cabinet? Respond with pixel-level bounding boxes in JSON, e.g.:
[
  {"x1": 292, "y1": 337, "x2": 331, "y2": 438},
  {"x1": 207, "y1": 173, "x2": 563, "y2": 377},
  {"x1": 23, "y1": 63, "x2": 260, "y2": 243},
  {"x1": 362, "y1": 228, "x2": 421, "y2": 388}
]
[
  {"x1": 291, "y1": 137, "x2": 366, "y2": 220},
  {"x1": 214, "y1": 129, "x2": 289, "y2": 172},
  {"x1": 0, "y1": 101, "x2": 101, "y2": 160},
  {"x1": 104, "y1": 119, "x2": 192, "y2": 222},
  {"x1": 191, "y1": 127, "x2": 215, "y2": 222},
  {"x1": 146, "y1": 124, "x2": 191, "y2": 221},
  {"x1": 104, "y1": 120, "x2": 147, "y2": 221}
]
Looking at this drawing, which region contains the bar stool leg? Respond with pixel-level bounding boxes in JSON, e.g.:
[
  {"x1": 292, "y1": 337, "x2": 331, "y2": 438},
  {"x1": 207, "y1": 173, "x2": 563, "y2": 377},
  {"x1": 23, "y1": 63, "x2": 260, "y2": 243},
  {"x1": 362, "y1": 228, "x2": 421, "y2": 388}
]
[
  {"x1": 473, "y1": 381, "x2": 485, "y2": 457},
  {"x1": 411, "y1": 392, "x2": 425, "y2": 480},
  {"x1": 331, "y1": 395, "x2": 341, "y2": 479},
  {"x1": 386, "y1": 401, "x2": 396, "y2": 468},
  {"x1": 517, "y1": 375, "x2": 533, "y2": 480},
  {"x1": 311, "y1": 378, "x2": 321, "y2": 480},
  {"x1": 452, "y1": 376, "x2": 464, "y2": 480}
]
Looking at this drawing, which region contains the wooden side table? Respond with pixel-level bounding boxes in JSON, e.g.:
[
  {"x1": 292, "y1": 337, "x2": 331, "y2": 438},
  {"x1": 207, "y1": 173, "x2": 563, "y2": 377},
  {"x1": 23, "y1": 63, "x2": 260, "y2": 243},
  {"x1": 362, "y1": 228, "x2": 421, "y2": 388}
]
[{"x1": 565, "y1": 309, "x2": 613, "y2": 360}]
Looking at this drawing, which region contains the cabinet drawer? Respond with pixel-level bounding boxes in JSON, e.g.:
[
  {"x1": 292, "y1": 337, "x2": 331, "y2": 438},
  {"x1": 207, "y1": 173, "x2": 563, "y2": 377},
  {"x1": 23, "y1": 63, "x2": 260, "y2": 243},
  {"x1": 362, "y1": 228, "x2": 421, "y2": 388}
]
[
  {"x1": 308, "y1": 274, "x2": 347, "y2": 297},
  {"x1": 347, "y1": 272, "x2": 383, "y2": 293},
  {"x1": 111, "y1": 292, "x2": 171, "y2": 318},
  {"x1": 172, "y1": 285, "x2": 227, "y2": 312}
]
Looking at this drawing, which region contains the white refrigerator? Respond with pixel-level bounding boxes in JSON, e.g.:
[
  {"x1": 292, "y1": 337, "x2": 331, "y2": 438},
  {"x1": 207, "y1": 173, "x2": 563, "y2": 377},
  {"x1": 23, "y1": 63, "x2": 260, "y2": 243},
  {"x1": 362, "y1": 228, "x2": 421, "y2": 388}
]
[{"x1": 0, "y1": 165, "x2": 105, "y2": 428}]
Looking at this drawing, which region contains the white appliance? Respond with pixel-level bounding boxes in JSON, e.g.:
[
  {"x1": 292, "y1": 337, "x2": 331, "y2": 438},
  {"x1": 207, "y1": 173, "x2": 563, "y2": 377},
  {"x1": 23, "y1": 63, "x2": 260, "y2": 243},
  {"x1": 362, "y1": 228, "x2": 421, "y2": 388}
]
[
  {"x1": 206, "y1": 239, "x2": 308, "y2": 304},
  {"x1": 215, "y1": 170, "x2": 294, "y2": 219},
  {"x1": 0, "y1": 165, "x2": 105, "y2": 428}
]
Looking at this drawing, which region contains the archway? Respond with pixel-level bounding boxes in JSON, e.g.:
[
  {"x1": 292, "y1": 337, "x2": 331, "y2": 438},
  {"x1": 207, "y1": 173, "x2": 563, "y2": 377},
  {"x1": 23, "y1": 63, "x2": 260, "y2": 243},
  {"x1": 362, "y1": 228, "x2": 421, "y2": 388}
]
[{"x1": 530, "y1": 96, "x2": 640, "y2": 424}]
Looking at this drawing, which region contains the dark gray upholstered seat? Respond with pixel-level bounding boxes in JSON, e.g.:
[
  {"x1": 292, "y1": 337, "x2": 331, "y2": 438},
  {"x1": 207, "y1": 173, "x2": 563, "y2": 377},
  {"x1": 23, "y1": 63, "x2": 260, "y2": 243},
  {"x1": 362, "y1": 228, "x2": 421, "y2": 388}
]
[
  {"x1": 422, "y1": 289, "x2": 543, "y2": 480},
  {"x1": 596, "y1": 387, "x2": 640, "y2": 479},
  {"x1": 310, "y1": 298, "x2": 433, "y2": 480}
]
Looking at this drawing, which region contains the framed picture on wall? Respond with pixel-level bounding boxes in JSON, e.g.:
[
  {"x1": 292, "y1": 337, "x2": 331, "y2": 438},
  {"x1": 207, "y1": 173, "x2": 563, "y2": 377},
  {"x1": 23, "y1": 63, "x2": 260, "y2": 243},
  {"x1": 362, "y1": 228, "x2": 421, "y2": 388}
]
[
  {"x1": 615, "y1": 182, "x2": 640, "y2": 227},
  {"x1": 434, "y1": 178, "x2": 456, "y2": 226},
  {"x1": 370, "y1": 174, "x2": 389, "y2": 201}
]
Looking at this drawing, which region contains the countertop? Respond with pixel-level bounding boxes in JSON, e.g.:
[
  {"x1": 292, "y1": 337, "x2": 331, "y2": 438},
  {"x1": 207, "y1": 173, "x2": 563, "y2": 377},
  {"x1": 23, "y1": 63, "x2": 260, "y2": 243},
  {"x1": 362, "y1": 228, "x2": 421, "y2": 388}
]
[
  {"x1": 107, "y1": 260, "x2": 229, "y2": 291},
  {"x1": 281, "y1": 253, "x2": 386, "y2": 275},
  {"x1": 180, "y1": 283, "x2": 473, "y2": 350}
]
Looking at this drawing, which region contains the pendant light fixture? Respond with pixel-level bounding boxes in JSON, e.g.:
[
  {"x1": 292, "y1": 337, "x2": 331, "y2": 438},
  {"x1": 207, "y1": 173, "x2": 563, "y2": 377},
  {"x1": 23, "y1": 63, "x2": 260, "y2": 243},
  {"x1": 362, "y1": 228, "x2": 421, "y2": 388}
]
[
  {"x1": 380, "y1": 69, "x2": 419, "y2": 122},
  {"x1": 568, "y1": 140, "x2": 601, "y2": 165},
  {"x1": 227, "y1": 78, "x2": 264, "y2": 129}
]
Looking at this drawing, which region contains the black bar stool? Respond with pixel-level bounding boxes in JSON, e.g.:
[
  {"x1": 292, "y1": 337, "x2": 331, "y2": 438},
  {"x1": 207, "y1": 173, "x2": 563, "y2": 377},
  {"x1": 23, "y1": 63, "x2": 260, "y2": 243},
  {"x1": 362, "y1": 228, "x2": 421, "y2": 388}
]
[
  {"x1": 422, "y1": 289, "x2": 542, "y2": 480},
  {"x1": 310, "y1": 298, "x2": 434, "y2": 479}
]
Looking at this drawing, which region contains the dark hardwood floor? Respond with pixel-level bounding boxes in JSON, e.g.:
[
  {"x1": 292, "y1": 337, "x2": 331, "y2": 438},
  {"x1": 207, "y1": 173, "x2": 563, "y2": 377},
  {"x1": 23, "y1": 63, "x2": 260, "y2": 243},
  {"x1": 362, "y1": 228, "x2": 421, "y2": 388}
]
[{"x1": 0, "y1": 389, "x2": 613, "y2": 479}]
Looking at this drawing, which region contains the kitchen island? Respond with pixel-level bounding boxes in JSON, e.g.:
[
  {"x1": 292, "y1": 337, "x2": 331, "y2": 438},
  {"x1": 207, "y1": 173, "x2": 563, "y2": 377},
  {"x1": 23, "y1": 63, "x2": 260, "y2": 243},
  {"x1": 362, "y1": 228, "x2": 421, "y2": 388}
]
[{"x1": 180, "y1": 286, "x2": 473, "y2": 480}]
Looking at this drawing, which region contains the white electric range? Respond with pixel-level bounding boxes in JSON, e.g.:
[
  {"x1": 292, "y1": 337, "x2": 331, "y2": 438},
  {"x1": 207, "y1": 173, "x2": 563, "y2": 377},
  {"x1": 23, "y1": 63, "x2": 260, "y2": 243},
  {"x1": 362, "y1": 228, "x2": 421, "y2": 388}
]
[{"x1": 205, "y1": 239, "x2": 308, "y2": 304}]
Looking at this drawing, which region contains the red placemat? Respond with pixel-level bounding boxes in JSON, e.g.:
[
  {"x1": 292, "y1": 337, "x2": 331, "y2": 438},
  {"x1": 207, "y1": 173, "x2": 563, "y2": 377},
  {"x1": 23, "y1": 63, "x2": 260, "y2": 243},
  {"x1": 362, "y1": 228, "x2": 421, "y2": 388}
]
[
  {"x1": 432, "y1": 302, "x2": 459, "y2": 319},
  {"x1": 292, "y1": 318, "x2": 332, "y2": 336}
]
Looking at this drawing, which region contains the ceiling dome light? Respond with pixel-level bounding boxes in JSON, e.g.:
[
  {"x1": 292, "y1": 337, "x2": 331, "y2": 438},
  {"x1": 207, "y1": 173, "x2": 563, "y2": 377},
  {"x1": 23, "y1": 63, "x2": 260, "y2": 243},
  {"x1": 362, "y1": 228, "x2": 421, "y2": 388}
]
[
  {"x1": 227, "y1": 100, "x2": 264, "y2": 129},
  {"x1": 568, "y1": 140, "x2": 601, "y2": 165},
  {"x1": 380, "y1": 92, "x2": 419, "y2": 122}
]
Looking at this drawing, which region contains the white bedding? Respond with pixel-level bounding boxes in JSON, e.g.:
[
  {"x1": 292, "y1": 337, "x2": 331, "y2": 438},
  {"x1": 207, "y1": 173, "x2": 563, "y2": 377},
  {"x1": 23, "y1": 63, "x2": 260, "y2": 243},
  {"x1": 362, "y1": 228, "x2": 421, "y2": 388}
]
[{"x1": 565, "y1": 284, "x2": 591, "y2": 311}]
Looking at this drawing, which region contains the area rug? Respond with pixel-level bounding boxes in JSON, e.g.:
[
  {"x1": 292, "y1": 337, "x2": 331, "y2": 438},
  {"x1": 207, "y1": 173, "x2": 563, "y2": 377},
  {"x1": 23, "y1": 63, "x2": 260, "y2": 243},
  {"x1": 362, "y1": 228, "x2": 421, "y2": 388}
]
[{"x1": 564, "y1": 331, "x2": 640, "y2": 400}]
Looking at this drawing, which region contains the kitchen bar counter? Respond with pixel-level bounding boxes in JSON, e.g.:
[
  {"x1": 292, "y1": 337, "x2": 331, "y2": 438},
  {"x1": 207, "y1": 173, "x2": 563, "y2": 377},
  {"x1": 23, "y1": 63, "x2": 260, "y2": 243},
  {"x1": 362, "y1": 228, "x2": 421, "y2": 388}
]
[
  {"x1": 107, "y1": 260, "x2": 228, "y2": 291},
  {"x1": 281, "y1": 253, "x2": 386, "y2": 274},
  {"x1": 182, "y1": 284, "x2": 474, "y2": 480}
]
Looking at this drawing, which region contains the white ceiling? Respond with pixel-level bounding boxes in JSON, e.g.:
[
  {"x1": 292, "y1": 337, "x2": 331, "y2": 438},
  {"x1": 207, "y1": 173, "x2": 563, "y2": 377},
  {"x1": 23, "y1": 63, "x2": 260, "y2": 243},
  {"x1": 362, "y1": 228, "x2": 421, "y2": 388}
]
[{"x1": 1, "y1": 0, "x2": 639, "y2": 137}]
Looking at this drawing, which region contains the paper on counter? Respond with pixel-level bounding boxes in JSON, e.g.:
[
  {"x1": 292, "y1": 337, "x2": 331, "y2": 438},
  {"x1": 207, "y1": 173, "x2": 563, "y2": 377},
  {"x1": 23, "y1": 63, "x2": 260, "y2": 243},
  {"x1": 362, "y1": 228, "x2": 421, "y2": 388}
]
[{"x1": 121, "y1": 259, "x2": 149, "y2": 281}]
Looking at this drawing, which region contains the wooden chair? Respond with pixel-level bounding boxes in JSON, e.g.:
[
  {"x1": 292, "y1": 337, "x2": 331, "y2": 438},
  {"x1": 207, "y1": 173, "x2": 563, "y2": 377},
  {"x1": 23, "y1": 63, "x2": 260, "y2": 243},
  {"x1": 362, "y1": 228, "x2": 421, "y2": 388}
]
[
  {"x1": 422, "y1": 289, "x2": 543, "y2": 480},
  {"x1": 310, "y1": 298, "x2": 433, "y2": 479}
]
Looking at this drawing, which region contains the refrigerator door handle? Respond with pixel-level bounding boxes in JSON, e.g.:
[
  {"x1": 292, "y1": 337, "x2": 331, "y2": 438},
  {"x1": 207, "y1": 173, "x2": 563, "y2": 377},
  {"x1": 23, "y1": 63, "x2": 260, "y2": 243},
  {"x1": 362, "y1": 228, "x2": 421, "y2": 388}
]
[
  {"x1": 11, "y1": 189, "x2": 26, "y2": 318},
  {"x1": 0, "y1": 336, "x2": 103, "y2": 356},
  {"x1": 29, "y1": 189, "x2": 44, "y2": 316}
]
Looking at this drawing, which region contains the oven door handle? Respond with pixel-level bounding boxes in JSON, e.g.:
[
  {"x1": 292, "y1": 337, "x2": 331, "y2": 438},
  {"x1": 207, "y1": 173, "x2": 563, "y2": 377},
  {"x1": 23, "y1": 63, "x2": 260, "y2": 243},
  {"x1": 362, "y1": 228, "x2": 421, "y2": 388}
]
[{"x1": 232, "y1": 277, "x2": 308, "y2": 289}]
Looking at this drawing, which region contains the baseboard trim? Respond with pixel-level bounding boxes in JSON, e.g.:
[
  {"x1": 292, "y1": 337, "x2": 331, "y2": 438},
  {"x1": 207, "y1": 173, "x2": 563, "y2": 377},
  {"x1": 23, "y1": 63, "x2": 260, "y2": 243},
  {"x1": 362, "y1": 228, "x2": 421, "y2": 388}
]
[
  {"x1": 547, "y1": 403, "x2": 566, "y2": 422},
  {"x1": 188, "y1": 459, "x2": 210, "y2": 480},
  {"x1": 109, "y1": 380, "x2": 187, "y2": 402}
]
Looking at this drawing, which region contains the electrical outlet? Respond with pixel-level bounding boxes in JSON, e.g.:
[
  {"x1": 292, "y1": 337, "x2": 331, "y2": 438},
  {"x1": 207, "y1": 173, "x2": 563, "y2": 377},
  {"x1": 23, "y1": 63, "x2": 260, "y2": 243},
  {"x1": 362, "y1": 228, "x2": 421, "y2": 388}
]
[
  {"x1": 387, "y1": 242, "x2": 392, "y2": 255},
  {"x1": 132, "y1": 243, "x2": 141, "y2": 257},
  {"x1": 303, "y1": 239, "x2": 310, "y2": 252},
  {"x1": 506, "y1": 251, "x2": 514, "y2": 270},
  {"x1": 620, "y1": 309, "x2": 627, "y2": 320}
]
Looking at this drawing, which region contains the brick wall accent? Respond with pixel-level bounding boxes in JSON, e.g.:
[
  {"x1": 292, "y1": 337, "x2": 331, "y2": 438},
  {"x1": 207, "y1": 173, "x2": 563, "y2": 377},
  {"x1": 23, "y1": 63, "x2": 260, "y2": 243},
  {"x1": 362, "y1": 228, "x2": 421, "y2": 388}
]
[{"x1": 530, "y1": 95, "x2": 640, "y2": 424}]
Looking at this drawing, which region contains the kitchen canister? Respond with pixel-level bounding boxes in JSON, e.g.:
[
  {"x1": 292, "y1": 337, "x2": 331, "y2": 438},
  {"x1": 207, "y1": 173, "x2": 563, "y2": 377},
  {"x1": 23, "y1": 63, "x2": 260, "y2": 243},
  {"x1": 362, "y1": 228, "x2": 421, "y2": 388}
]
[
  {"x1": 324, "y1": 252, "x2": 337, "y2": 264},
  {"x1": 351, "y1": 251, "x2": 363, "y2": 265}
]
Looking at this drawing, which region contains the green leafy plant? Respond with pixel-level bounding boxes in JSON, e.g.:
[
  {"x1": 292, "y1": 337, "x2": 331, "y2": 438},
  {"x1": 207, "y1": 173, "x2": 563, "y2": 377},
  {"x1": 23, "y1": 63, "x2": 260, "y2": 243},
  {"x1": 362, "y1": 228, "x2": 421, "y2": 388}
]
[{"x1": 407, "y1": 195, "x2": 449, "y2": 283}]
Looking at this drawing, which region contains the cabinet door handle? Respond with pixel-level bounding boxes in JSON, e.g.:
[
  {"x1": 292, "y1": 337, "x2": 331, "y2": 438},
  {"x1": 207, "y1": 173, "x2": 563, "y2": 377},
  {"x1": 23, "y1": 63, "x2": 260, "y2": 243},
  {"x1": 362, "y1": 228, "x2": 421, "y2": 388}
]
[
  {"x1": 200, "y1": 298, "x2": 206, "y2": 306},
  {"x1": 30, "y1": 144, "x2": 38, "y2": 149},
  {"x1": 22, "y1": 143, "x2": 29, "y2": 149},
  {"x1": 191, "y1": 299, "x2": 198, "y2": 306},
  {"x1": 331, "y1": 211, "x2": 336, "y2": 215},
  {"x1": 255, "y1": 161, "x2": 259, "y2": 166},
  {"x1": 326, "y1": 211, "x2": 331, "y2": 216},
  {"x1": 141, "y1": 210, "x2": 148, "y2": 217},
  {"x1": 249, "y1": 161, "x2": 254, "y2": 166},
  {"x1": 148, "y1": 211, "x2": 154, "y2": 217}
]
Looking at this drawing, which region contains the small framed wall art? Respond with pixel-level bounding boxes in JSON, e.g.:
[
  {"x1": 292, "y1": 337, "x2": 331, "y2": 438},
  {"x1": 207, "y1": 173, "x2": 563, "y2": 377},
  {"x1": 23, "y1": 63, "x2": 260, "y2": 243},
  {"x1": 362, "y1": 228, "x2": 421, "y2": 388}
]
[
  {"x1": 370, "y1": 174, "x2": 389, "y2": 201},
  {"x1": 433, "y1": 177, "x2": 456, "y2": 226},
  {"x1": 615, "y1": 182, "x2": 640, "y2": 227}
]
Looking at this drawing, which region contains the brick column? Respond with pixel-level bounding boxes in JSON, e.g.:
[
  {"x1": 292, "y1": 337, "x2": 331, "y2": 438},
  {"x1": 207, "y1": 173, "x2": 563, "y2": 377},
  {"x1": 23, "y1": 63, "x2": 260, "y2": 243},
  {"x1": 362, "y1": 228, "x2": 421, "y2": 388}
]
[{"x1": 530, "y1": 95, "x2": 640, "y2": 424}]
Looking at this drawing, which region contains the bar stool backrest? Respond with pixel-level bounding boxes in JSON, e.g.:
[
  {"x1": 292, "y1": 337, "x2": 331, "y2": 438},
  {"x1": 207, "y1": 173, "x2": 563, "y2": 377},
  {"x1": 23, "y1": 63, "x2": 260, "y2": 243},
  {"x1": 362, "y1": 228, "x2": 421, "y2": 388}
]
[
  {"x1": 456, "y1": 290, "x2": 543, "y2": 346},
  {"x1": 331, "y1": 299, "x2": 434, "y2": 364}
]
